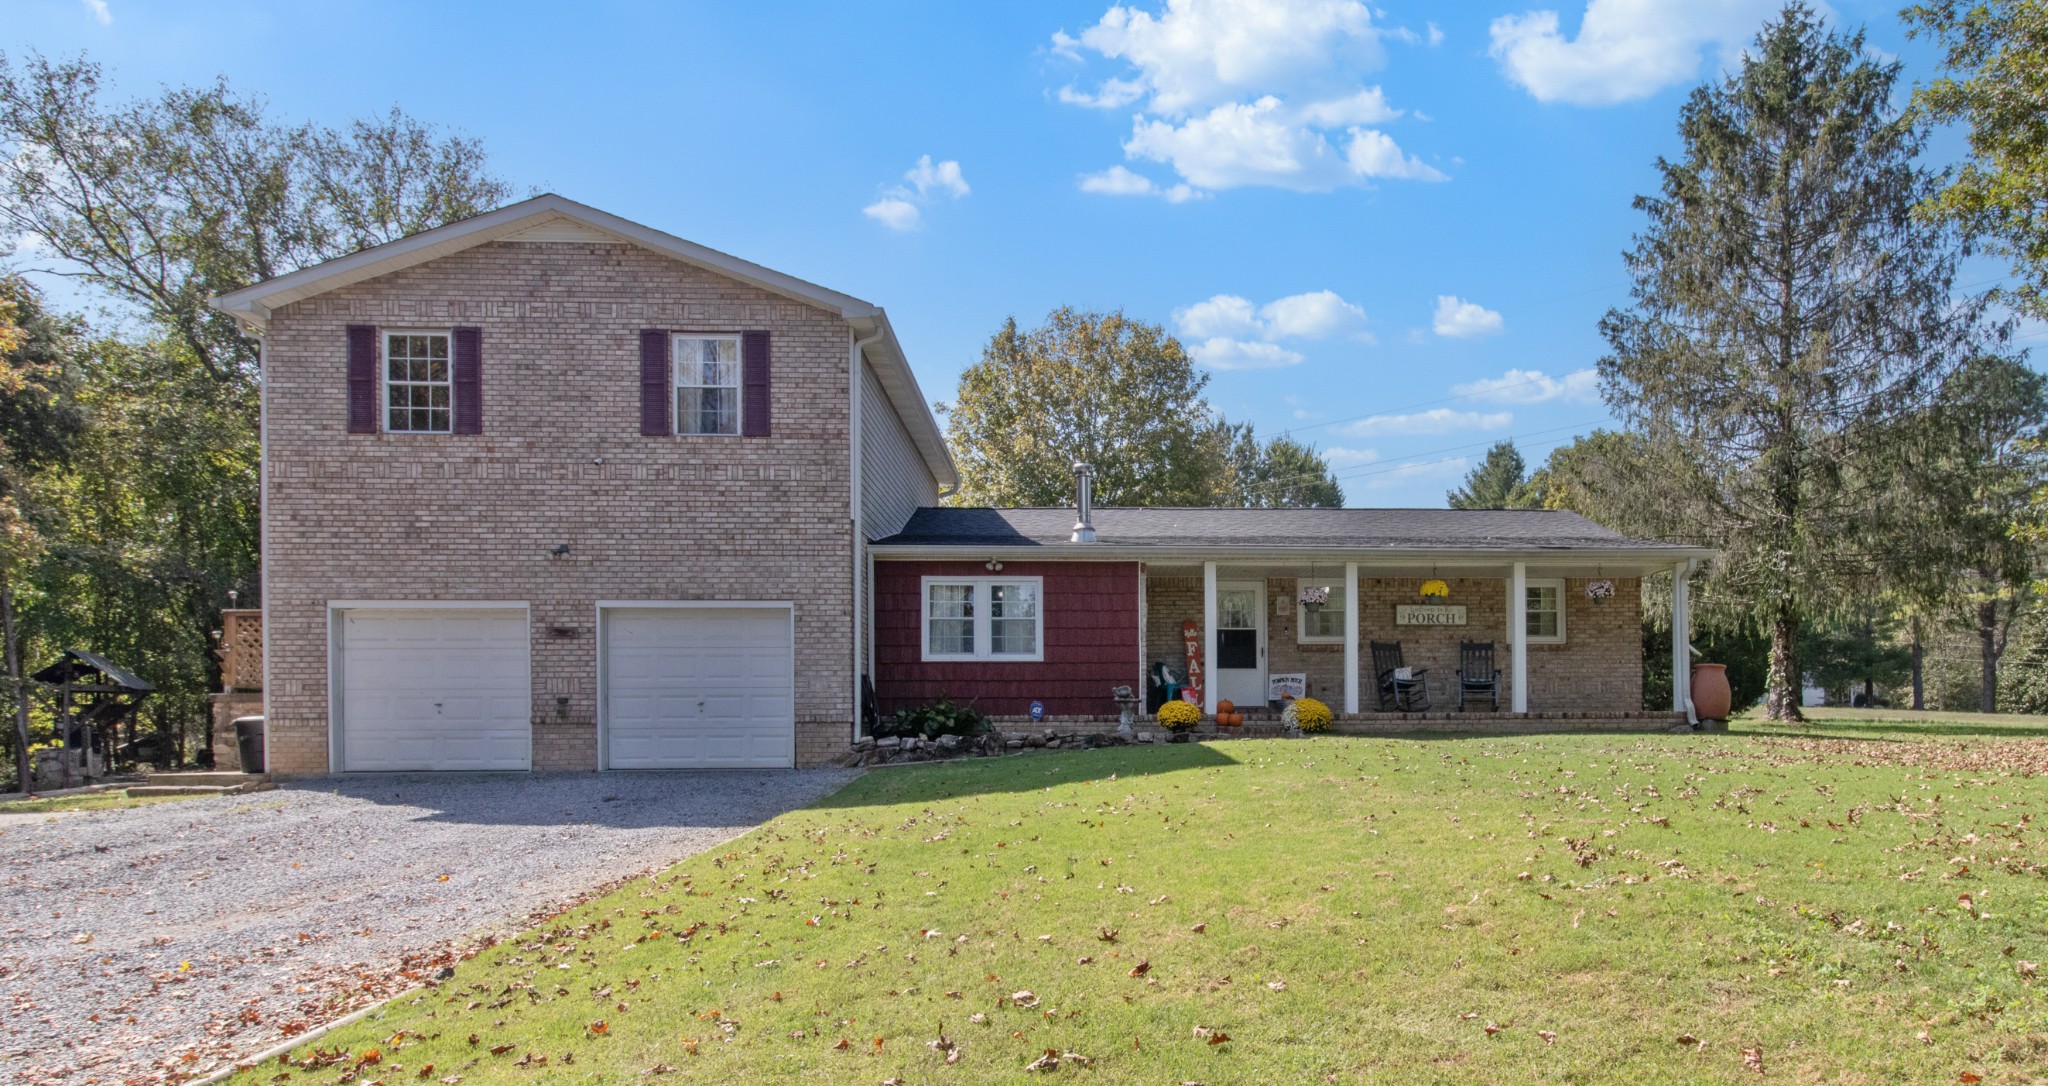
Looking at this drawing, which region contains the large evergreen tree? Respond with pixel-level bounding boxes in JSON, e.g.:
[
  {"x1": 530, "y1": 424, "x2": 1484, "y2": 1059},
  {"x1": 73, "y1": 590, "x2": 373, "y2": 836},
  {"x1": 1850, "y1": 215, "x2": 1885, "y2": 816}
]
[
  {"x1": 1447, "y1": 440, "x2": 1541, "y2": 509},
  {"x1": 1598, "y1": 5, "x2": 1985, "y2": 720}
]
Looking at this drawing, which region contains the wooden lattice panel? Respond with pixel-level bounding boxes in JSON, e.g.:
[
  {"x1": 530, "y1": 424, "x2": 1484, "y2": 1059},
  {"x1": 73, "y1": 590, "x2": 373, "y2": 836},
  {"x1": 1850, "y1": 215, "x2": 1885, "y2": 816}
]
[{"x1": 221, "y1": 609, "x2": 263, "y2": 691}]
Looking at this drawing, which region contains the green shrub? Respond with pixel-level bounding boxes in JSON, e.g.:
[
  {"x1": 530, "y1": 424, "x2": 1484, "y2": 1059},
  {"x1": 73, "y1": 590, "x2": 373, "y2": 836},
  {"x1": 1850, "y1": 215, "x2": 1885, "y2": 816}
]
[{"x1": 881, "y1": 699, "x2": 988, "y2": 740}]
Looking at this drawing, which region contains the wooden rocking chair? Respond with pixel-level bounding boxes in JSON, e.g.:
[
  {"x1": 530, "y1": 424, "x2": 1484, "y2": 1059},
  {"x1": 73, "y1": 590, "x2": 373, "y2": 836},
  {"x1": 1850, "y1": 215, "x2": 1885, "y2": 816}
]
[
  {"x1": 1457, "y1": 640, "x2": 1500, "y2": 711},
  {"x1": 1371, "y1": 641, "x2": 1430, "y2": 711}
]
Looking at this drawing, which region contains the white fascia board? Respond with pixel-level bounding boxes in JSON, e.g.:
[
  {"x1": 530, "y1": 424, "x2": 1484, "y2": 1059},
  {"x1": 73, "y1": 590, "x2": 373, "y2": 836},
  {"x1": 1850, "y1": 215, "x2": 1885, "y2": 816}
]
[
  {"x1": 210, "y1": 193, "x2": 882, "y2": 331},
  {"x1": 851, "y1": 308, "x2": 959, "y2": 491}
]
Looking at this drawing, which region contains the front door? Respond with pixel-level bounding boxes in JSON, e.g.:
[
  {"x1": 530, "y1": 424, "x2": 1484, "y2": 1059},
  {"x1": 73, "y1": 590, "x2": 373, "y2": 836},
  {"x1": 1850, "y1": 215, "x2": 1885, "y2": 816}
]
[{"x1": 1215, "y1": 581, "x2": 1267, "y2": 709}]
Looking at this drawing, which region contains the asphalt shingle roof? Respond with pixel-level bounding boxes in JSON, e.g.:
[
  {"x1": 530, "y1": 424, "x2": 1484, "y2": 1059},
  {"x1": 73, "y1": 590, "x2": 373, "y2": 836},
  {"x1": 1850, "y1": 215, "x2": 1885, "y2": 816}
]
[{"x1": 872, "y1": 507, "x2": 1691, "y2": 551}]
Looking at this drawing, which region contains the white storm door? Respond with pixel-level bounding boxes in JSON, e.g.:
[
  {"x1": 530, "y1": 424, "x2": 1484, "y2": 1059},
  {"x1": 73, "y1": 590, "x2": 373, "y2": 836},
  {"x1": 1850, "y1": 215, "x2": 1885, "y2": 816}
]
[
  {"x1": 603, "y1": 605, "x2": 795, "y2": 769},
  {"x1": 336, "y1": 607, "x2": 531, "y2": 772},
  {"x1": 1214, "y1": 581, "x2": 1267, "y2": 708}
]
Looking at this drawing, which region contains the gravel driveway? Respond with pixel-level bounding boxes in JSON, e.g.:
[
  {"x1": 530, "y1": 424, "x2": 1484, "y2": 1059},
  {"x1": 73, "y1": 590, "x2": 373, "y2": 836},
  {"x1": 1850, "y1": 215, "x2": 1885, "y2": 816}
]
[{"x1": 0, "y1": 769, "x2": 858, "y2": 1085}]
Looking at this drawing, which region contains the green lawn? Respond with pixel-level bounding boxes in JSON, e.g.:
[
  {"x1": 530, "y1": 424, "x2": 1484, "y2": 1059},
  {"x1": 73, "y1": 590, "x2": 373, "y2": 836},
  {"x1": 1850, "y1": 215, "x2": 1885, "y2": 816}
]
[
  {"x1": 1735, "y1": 705, "x2": 2048, "y2": 740},
  {"x1": 226, "y1": 731, "x2": 2048, "y2": 1084}
]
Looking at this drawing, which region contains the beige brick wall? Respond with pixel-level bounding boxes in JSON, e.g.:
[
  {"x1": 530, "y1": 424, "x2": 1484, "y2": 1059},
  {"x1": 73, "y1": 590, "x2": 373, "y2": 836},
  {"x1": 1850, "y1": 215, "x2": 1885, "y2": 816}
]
[
  {"x1": 1142, "y1": 572, "x2": 1642, "y2": 713},
  {"x1": 261, "y1": 240, "x2": 859, "y2": 773}
]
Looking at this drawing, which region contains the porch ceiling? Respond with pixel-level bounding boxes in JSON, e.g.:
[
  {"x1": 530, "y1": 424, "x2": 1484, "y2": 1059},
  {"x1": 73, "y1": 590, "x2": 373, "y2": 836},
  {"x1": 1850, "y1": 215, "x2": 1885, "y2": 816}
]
[{"x1": 1139, "y1": 560, "x2": 1675, "y2": 579}]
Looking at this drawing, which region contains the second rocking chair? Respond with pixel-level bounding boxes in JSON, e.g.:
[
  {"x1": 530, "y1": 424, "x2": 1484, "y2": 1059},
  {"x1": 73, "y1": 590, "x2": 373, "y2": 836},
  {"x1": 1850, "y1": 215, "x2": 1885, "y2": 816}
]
[{"x1": 1457, "y1": 640, "x2": 1501, "y2": 711}]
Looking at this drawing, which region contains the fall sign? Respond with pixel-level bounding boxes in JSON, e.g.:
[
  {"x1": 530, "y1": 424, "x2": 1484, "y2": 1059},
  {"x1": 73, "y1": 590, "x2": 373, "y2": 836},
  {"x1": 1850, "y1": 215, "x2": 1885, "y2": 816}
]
[{"x1": 1180, "y1": 620, "x2": 1204, "y2": 706}]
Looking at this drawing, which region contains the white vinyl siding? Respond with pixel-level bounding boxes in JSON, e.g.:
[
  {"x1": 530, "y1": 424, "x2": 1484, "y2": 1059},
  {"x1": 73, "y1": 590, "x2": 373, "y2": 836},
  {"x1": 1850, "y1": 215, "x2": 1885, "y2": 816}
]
[{"x1": 859, "y1": 360, "x2": 939, "y2": 538}]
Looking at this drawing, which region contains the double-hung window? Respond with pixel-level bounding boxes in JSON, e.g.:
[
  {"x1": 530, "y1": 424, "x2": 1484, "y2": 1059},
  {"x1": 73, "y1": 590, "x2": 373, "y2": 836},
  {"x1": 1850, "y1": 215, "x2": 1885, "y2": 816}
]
[
  {"x1": 674, "y1": 334, "x2": 741, "y2": 435},
  {"x1": 921, "y1": 576, "x2": 1043, "y2": 662},
  {"x1": 385, "y1": 331, "x2": 451, "y2": 433},
  {"x1": 1524, "y1": 578, "x2": 1566, "y2": 644},
  {"x1": 1296, "y1": 583, "x2": 1347, "y2": 643}
]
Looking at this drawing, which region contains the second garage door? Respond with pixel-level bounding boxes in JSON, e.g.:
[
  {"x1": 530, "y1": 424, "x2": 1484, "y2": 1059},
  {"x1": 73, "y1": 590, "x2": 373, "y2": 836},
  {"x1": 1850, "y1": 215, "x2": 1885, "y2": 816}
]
[{"x1": 602, "y1": 605, "x2": 795, "y2": 769}]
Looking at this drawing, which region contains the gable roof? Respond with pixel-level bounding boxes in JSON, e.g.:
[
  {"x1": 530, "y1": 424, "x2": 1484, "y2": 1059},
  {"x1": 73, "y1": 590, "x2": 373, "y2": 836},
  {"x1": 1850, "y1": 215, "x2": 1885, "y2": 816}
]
[
  {"x1": 209, "y1": 193, "x2": 956, "y2": 489},
  {"x1": 873, "y1": 506, "x2": 1713, "y2": 566}
]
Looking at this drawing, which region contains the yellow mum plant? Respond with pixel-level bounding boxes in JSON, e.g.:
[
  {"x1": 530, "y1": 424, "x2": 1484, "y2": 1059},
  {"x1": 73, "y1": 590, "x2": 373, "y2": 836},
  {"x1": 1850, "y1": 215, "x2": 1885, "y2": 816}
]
[
  {"x1": 1419, "y1": 578, "x2": 1450, "y2": 599},
  {"x1": 1155, "y1": 699, "x2": 1202, "y2": 731},
  {"x1": 1290, "y1": 697, "x2": 1333, "y2": 732}
]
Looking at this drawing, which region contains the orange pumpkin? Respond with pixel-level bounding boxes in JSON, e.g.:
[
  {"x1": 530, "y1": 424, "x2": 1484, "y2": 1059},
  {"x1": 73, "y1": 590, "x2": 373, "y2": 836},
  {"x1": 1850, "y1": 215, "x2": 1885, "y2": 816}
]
[{"x1": 1218, "y1": 699, "x2": 1236, "y2": 714}]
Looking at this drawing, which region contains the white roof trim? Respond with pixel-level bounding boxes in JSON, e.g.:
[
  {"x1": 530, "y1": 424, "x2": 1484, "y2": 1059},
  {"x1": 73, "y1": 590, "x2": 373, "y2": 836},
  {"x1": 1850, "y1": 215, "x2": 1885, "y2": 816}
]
[{"x1": 209, "y1": 193, "x2": 957, "y2": 486}]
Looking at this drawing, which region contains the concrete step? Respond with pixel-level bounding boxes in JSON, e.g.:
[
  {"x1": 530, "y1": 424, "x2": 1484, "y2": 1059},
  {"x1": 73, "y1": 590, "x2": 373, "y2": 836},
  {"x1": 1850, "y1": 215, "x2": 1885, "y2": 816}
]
[
  {"x1": 143, "y1": 771, "x2": 263, "y2": 787},
  {"x1": 127, "y1": 781, "x2": 272, "y2": 798}
]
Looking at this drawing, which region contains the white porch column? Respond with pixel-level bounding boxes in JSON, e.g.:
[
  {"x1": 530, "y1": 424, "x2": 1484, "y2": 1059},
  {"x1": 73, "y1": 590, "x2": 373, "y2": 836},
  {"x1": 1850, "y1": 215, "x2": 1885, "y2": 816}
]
[
  {"x1": 1510, "y1": 561, "x2": 1529, "y2": 713},
  {"x1": 1672, "y1": 561, "x2": 1694, "y2": 720},
  {"x1": 1202, "y1": 561, "x2": 1219, "y2": 715},
  {"x1": 1343, "y1": 563, "x2": 1360, "y2": 714}
]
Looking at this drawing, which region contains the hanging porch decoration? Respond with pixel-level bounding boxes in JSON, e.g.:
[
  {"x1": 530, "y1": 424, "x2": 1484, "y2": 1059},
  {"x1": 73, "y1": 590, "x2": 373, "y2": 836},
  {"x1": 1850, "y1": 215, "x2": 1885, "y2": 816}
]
[
  {"x1": 1418, "y1": 578, "x2": 1450, "y2": 600},
  {"x1": 1297, "y1": 584, "x2": 1330, "y2": 611},
  {"x1": 1585, "y1": 579, "x2": 1616, "y2": 605}
]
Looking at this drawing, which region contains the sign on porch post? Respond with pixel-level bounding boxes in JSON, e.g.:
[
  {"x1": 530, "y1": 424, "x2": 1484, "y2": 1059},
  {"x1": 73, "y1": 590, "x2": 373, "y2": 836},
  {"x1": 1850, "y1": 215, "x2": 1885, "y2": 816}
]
[
  {"x1": 1395, "y1": 604, "x2": 1468, "y2": 626},
  {"x1": 1180, "y1": 619, "x2": 1204, "y2": 706}
]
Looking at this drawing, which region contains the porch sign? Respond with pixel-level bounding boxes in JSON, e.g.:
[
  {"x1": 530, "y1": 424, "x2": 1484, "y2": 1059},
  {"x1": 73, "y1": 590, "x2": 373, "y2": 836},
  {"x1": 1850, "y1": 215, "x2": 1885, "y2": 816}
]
[
  {"x1": 1180, "y1": 620, "x2": 1204, "y2": 706},
  {"x1": 1395, "y1": 604, "x2": 1469, "y2": 626}
]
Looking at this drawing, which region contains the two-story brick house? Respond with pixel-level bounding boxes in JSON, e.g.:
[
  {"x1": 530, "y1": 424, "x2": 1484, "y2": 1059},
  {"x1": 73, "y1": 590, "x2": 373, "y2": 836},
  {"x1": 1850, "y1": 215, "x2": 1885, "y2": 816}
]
[{"x1": 216, "y1": 196, "x2": 1713, "y2": 775}]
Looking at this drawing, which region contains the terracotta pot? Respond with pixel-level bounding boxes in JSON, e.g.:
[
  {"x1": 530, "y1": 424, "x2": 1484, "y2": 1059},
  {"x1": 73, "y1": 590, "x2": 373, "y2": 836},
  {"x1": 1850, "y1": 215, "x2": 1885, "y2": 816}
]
[{"x1": 1690, "y1": 663, "x2": 1732, "y2": 720}]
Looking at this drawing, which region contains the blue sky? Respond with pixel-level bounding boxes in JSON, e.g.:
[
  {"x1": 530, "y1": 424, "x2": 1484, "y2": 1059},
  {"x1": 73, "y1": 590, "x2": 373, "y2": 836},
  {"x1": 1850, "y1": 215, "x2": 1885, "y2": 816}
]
[{"x1": 9, "y1": 0, "x2": 2034, "y2": 506}]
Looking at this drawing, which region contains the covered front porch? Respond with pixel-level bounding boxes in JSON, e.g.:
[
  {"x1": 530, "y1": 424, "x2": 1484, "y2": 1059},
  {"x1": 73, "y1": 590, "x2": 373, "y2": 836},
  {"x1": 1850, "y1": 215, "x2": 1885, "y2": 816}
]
[{"x1": 1140, "y1": 556, "x2": 1698, "y2": 721}]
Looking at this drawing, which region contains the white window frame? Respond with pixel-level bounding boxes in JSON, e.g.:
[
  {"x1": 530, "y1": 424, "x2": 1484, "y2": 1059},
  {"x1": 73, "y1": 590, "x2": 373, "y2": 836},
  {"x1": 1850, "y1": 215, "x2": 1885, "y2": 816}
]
[
  {"x1": 672, "y1": 332, "x2": 743, "y2": 437},
  {"x1": 919, "y1": 575, "x2": 1044, "y2": 663},
  {"x1": 1525, "y1": 578, "x2": 1566, "y2": 645},
  {"x1": 383, "y1": 329, "x2": 454, "y2": 434},
  {"x1": 1295, "y1": 582, "x2": 1348, "y2": 644}
]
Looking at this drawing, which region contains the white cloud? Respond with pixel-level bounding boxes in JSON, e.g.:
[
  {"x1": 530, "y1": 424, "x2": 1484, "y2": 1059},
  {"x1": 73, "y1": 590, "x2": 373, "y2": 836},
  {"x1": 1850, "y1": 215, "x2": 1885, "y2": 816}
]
[
  {"x1": 1427, "y1": 22, "x2": 1444, "y2": 46},
  {"x1": 1174, "y1": 294, "x2": 1260, "y2": 339},
  {"x1": 1068, "y1": 0, "x2": 1387, "y2": 115},
  {"x1": 1191, "y1": 338, "x2": 1305, "y2": 370},
  {"x1": 1353, "y1": 455, "x2": 1472, "y2": 490},
  {"x1": 1488, "y1": 0, "x2": 1786, "y2": 106},
  {"x1": 863, "y1": 155, "x2": 968, "y2": 230},
  {"x1": 1058, "y1": 78, "x2": 1146, "y2": 109},
  {"x1": 81, "y1": 0, "x2": 110, "y2": 24},
  {"x1": 1432, "y1": 295, "x2": 1505, "y2": 338},
  {"x1": 1259, "y1": 289, "x2": 1368, "y2": 338},
  {"x1": 1321, "y1": 446, "x2": 1381, "y2": 467},
  {"x1": 1451, "y1": 367, "x2": 1601, "y2": 405},
  {"x1": 904, "y1": 155, "x2": 970, "y2": 199},
  {"x1": 1053, "y1": 0, "x2": 1442, "y2": 195},
  {"x1": 1077, "y1": 165, "x2": 1203, "y2": 202},
  {"x1": 861, "y1": 198, "x2": 923, "y2": 231},
  {"x1": 1339, "y1": 409, "x2": 1513, "y2": 437},
  {"x1": 1172, "y1": 289, "x2": 1371, "y2": 359}
]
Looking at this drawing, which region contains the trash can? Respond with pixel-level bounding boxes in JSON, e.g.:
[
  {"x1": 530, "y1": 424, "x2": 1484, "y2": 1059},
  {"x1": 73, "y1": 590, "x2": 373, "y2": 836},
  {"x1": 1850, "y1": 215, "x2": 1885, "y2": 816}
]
[{"x1": 232, "y1": 716, "x2": 266, "y2": 774}]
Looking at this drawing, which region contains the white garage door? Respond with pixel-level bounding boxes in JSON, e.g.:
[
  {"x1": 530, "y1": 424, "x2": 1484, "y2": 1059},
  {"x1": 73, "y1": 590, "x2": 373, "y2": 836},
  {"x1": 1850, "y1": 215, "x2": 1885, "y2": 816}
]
[
  {"x1": 603, "y1": 606, "x2": 794, "y2": 769},
  {"x1": 335, "y1": 607, "x2": 531, "y2": 772}
]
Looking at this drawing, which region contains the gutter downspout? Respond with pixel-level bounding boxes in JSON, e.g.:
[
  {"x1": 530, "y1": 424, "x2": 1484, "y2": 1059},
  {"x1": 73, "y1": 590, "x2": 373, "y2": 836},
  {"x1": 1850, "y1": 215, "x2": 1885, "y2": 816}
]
[{"x1": 849, "y1": 326, "x2": 884, "y2": 743}]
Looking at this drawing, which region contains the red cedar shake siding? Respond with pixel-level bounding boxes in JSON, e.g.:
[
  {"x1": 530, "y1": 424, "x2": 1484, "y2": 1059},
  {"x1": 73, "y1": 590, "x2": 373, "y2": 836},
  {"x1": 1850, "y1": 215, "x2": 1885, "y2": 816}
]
[{"x1": 874, "y1": 560, "x2": 1139, "y2": 718}]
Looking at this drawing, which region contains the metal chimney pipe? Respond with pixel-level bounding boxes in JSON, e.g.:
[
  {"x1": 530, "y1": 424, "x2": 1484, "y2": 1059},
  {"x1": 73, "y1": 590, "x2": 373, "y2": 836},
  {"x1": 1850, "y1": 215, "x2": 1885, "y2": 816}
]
[{"x1": 1070, "y1": 462, "x2": 1097, "y2": 543}]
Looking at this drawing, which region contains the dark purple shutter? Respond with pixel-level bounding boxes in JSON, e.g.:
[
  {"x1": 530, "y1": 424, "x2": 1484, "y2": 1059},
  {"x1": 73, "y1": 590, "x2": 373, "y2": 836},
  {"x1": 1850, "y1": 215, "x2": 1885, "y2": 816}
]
[
  {"x1": 346, "y1": 324, "x2": 378, "y2": 434},
  {"x1": 639, "y1": 329, "x2": 670, "y2": 436},
  {"x1": 452, "y1": 326, "x2": 482, "y2": 434},
  {"x1": 741, "y1": 330, "x2": 771, "y2": 437}
]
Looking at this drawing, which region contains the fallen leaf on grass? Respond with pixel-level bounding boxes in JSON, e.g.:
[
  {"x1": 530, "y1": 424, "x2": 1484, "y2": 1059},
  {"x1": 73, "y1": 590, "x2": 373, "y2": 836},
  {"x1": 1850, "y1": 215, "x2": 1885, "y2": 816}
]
[
  {"x1": 1011, "y1": 990, "x2": 1040, "y2": 1008},
  {"x1": 1958, "y1": 1075, "x2": 1982, "y2": 1085},
  {"x1": 1484, "y1": 1023, "x2": 1502, "y2": 1037},
  {"x1": 1742, "y1": 1047, "x2": 1764, "y2": 1074},
  {"x1": 1025, "y1": 1048, "x2": 1061, "y2": 1071},
  {"x1": 642, "y1": 1062, "x2": 676, "y2": 1075},
  {"x1": 1266, "y1": 981, "x2": 1286, "y2": 991},
  {"x1": 1129, "y1": 960, "x2": 1151, "y2": 978},
  {"x1": 488, "y1": 1044, "x2": 515, "y2": 1056},
  {"x1": 1191, "y1": 923, "x2": 1206, "y2": 934},
  {"x1": 1675, "y1": 1033, "x2": 1699, "y2": 1047},
  {"x1": 832, "y1": 1039, "x2": 850, "y2": 1050},
  {"x1": 1537, "y1": 1030, "x2": 1557, "y2": 1045},
  {"x1": 587, "y1": 1021, "x2": 609, "y2": 1036}
]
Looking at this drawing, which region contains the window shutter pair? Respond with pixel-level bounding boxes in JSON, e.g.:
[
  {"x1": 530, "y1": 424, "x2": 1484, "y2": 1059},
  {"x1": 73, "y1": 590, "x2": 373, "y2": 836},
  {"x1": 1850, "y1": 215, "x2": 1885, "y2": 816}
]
[
  {"x1": 639, "y1": 329, "x2": 772, "y2": 437},
  {"x1": 345, "y1": 324, "x2": 482, "y2": 434}
]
